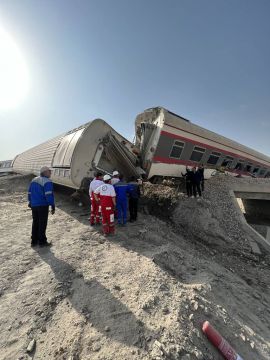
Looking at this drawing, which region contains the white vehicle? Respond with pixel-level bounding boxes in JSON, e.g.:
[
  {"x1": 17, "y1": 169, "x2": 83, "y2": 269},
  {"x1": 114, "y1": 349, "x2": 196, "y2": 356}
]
[
  {"x1": 135, "y1": 107, "x2": 270, "y2": 181},
  {"x1": 0, "y1": 160, "x2": 13, "y2": 175},
  {"x1": 13, "y1": 119, "x2": 140, "y2": 189}
]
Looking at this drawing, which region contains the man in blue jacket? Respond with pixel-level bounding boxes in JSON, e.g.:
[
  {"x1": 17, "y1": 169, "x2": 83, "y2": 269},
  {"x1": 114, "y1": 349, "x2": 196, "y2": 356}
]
[
  {"x1": 28, "y1": 166, "x2": 55, "y2": 247},
  {"x1": 113, "y1": 175, "x2": 130, "y2": 226}
]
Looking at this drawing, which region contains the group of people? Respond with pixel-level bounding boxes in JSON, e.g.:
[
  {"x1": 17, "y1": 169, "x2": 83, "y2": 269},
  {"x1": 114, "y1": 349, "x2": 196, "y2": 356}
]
[
  {"x1": 89, "y1": 171, "x2": 140, "y2": 236},
  {"x1": 182, "y1": 164, "x2": 205, "y2": 198},
  {"x1": 27, "y1": 163, "x2": 205, "y2": 246}
]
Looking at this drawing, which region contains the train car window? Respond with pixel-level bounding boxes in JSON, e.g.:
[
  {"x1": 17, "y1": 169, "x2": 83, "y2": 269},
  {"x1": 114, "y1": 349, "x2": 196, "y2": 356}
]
[
  {"x1": 59, "y1": 169, "x2": 64, "y2": 177},
  {"x1": 253, "y1": 167, "x2": 259, "y2": 174},
  {"x1": 221, "y1": 156, "x2": 234, "y2": 168},
  {"x1": 244, "y1": 163, "x2": 253, "y2": 172},
  {"x1": 234, "y1": 160, "x2": 245, "y2": 171},
  {"x1": 54, "y1": 169, "x2": 59, "y2": 176},
  {"x1": 207, "y1": 151, "x2": 221, "y2": 165},
  {"x1": 190, "y1": 146, "x2": 206, "y2": 162},
  {"x1": 265, "y1": 171, "x2": 270, "y2": 178},
  {"x1": 169, "y1": 140, "x2": 185, "y2": 159},
  {"x1": 259, "y1": 169, "x2": 266, "y2": 176},
  {"x1": 64, "y1": 169, "x2": 70, "y2": 177}
]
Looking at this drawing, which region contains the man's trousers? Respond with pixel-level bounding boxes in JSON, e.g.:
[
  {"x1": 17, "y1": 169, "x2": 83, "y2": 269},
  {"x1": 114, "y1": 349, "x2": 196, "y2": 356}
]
[
  {"x1": 129, "y1": 198, "x2": 138, "y2": 221},
  {"x1": 101, "y1": 206, "x2": 115, "y2": 234},
  {"x1": 90, "y1": 197, "x2": 101, "y2": 225},
  {"x1": 116, "y1": 199, "x2": 127, "y2": 225},
  {"x1": 31, "y1": 206, "x2": 49, "y2": 245}
]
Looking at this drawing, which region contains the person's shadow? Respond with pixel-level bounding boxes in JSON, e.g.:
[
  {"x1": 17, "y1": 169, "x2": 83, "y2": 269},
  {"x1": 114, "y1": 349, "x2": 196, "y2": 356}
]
[{"x1": 38, "y1": 249, "x2": 148, "y2": 348}]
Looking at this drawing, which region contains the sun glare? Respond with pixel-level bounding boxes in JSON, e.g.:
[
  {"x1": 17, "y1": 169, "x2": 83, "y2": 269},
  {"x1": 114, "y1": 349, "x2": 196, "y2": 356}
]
[{"x1": 0, "y1": 27, "x2": 30, "y2": 109}]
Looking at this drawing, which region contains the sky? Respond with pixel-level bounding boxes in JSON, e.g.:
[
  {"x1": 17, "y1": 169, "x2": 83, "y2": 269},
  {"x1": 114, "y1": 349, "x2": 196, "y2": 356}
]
[{"x1": 0, "y1": 0, "x2": 270, "y2": 160}]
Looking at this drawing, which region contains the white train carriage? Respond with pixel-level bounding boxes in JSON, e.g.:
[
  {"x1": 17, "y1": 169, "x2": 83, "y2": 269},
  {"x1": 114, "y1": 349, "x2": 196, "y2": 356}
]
[
  {"x1": 135, "y1": 107, "x2": 270, "y2": 181},
  {"x1": 0, "y1": 160, "x2": 13, "y2": 175},
  {"x1": 13, "y1": 119, "x2": 140, "y2": 189}
]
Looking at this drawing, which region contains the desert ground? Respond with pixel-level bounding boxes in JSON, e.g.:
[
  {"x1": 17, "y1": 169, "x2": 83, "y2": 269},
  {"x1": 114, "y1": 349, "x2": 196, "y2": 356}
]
[{"x1": 0, "y1": 174, "x2": 269, "y2": 360}]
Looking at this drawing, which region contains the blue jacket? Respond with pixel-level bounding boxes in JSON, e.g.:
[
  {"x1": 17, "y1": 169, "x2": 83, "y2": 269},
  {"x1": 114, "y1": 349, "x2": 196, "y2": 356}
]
[
  {"x1": 128, "y1": 182, "x2": 140, "y2": 199},
  {"x1": 114, "y1": 181, "x2": 130, "y2": 202},
  {"x1": 28, "y1": 176, "x2": 55, "y2": 207}
]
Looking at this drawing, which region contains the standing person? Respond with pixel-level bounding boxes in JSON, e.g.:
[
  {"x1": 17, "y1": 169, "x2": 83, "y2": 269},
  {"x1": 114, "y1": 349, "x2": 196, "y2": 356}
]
[
  {"x1": 128, "y1": 176, "x2": 140, "y2": 222},
  {"x1": 114, "y1": 175, "x2": 130, "y2": 226},
  {"x1": 28, "y1": 166, "x2": 55, "y2": 247},
  {"x1": 111, "y1": 170, "x2": 120, "y2": 185},
  {"x1": 181, "y1": 166, "x2": 193, "y2": 197},
  {"x1": 94, "y1": 175, "x2": 116, "y2": 235},
  {"x1": 198, "y1": 164, "x2": 205, "y2": 192},
  {"x1": 191, "y1": 166, "x2": 202, "y2": 198},
  {"x1": 89, "y1": 172, "x2": 104, "y2": 226}
]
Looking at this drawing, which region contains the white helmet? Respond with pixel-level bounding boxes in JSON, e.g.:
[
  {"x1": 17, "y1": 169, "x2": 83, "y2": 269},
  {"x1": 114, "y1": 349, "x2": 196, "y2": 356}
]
[
  {"x1": 103, "y1": 174, "x2": 111, "y2": 181},
  {"x1": 112, "y1": 170, "x2": 119, "y2": 176}
]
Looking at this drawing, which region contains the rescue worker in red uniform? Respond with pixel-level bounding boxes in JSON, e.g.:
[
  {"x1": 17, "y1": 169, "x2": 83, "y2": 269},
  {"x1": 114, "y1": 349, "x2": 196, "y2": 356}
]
[
  {"x1": 94, "y1": 174, "x2": 116, "y2": 235},
  {"x1": 89, "y1": 172, "x2": 104, "y2": 226}
]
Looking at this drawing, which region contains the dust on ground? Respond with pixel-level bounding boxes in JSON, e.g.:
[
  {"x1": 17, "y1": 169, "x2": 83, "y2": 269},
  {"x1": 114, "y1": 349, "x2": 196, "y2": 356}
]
[{"x1": 0, "y1": 174, "x2": 270, "y2": 360}]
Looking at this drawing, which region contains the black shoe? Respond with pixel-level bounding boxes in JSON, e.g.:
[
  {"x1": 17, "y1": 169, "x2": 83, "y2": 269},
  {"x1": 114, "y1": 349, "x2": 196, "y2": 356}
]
[
  {"x1": 39, "y1": 242, "x2": 52, "y2": 247},
  {"x1": 31, "y1": 242, "x2": 38, "y2": 247}
]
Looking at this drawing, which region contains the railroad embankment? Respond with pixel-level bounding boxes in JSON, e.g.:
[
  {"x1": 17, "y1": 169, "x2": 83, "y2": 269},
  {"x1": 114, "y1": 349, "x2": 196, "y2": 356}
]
[{"x1": 0, "y1": 174, "x2": 270, "y2": 360}]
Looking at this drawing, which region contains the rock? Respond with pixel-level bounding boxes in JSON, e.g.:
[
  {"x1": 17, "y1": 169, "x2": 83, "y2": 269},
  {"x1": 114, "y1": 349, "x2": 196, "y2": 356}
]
[
  {"x1": 92, "y1": 343, "x2": 101, "y2": 352},
  {"x1": 181, "y1": 355, "x2": 191, "y2": 360},
  {"x1": 105, "y1": 326, "x2": 110, "y2": 332},
  {"x1": 113, "y1": 285, "x2": 121, "y2": 291},
  {"x1": 26, "y1": 339, "x2": 36, "y2": 353}
]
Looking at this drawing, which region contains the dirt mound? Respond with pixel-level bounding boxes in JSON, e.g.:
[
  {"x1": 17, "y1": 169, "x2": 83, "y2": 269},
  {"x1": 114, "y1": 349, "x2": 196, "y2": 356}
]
[{"x1": 0, "y1": 174, "x2": 270, "y2": 360}]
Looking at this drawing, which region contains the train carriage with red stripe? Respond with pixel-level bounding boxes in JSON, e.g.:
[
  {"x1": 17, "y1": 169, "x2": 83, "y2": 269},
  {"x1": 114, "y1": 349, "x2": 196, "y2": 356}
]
[{"x1": 135, "y1": 107, "x2": 270, "y2": 181}]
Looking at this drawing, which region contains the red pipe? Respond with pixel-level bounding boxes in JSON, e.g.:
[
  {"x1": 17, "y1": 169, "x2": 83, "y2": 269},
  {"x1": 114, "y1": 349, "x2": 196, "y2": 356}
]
[{"x1": 202, "y1": 321, "x2": 244, "y2": 360}]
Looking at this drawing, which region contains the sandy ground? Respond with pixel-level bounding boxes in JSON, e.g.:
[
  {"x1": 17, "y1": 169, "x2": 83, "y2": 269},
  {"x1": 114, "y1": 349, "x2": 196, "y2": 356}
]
[{"x1": 0, "y1": 175, "x2": 270, "y2": 360}]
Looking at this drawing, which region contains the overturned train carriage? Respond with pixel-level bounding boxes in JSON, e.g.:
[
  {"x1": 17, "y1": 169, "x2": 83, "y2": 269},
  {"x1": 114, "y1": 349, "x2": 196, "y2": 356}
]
[
  {"x1": 135, "y1": 107, "x2": 270, "y2": 181},
  {"x1": 13, "y1": 119, "x2": 140, "y2": 189}
]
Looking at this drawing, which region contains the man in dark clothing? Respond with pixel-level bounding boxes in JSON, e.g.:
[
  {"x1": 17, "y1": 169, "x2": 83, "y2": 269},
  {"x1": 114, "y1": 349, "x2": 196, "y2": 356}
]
[
  {"x1": 191, "y1": 166, "x2": 202, "y2": 197},
  {"x1": 198, "y1": 164, "x2": 205, "y2": 192},
  {"x1": 28, "y1": 166, "x2": 55, "y2": 247},
  {"x1": 128, "y1": 176, "x2": 140, "y2": 222},
  {"x1": 181, "y1": 167, "x2": 193, "y2": 197}
]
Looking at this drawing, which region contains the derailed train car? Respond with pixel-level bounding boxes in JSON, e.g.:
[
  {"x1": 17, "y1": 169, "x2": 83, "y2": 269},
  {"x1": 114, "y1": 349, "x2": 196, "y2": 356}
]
[
  {"x1": 13, "y1": 119, "x2": 141, "y2": 189},
  {"x1": 11, "y1": 107, "x2": 270, "y2": 186},
  {"x1": 135, "y1": 107, "x2": 270, "y2": 181}
]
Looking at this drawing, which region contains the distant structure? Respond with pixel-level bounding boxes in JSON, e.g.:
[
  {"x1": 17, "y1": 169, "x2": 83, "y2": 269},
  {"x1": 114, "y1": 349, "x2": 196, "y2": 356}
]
[
  {"x1": 0, "y1": 160, "x2": 13, "y2": 175},
  {"x1": 8, "y1": 107, "x2": 270, "y2": 188}
]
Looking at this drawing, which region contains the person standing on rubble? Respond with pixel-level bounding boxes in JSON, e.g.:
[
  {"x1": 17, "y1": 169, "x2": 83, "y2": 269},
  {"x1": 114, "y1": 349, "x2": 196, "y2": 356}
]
[
  {"x1": 89, "y1": 172, "x2": 104, "y2": 226},
  {"x1": 191, "y1": 166, "x2": 202, "y2": 198},
  {"x1": 28, "y1": 166, "x2": 55, "y2": 247},
  {"x1": 114, "y1": 174, "x2": 130, "y2": 226},
  {"x1": 181, "y1": 166, "x2": 193, "y2": 197},
  {"x1": 128, "y1": 176, "x2": 141, "y2": 222},
  {"x1": 198, "y1": 164, "x2": 205, "y2": 192},
  {"x1": 94, "y1": 174, "x2": 116, "y2": 235},
  {"x1": 111, "y1": 170, "x2": 120, "y2": 185}
]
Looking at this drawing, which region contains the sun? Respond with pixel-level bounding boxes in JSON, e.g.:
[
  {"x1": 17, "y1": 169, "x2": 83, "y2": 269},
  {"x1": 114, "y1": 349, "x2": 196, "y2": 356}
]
[{"x1": 0, "y1": 27, "x2": 30, "y2": 109}]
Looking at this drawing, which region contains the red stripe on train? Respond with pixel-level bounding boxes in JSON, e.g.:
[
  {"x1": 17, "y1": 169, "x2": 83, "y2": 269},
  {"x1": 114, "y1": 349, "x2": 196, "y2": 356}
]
[
  {"x1": 160, "y1": 130, "x2": 268, "y2": 168},
  {"x1": 152, "y1": 156, "x2": 257, "y2": 176}
]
